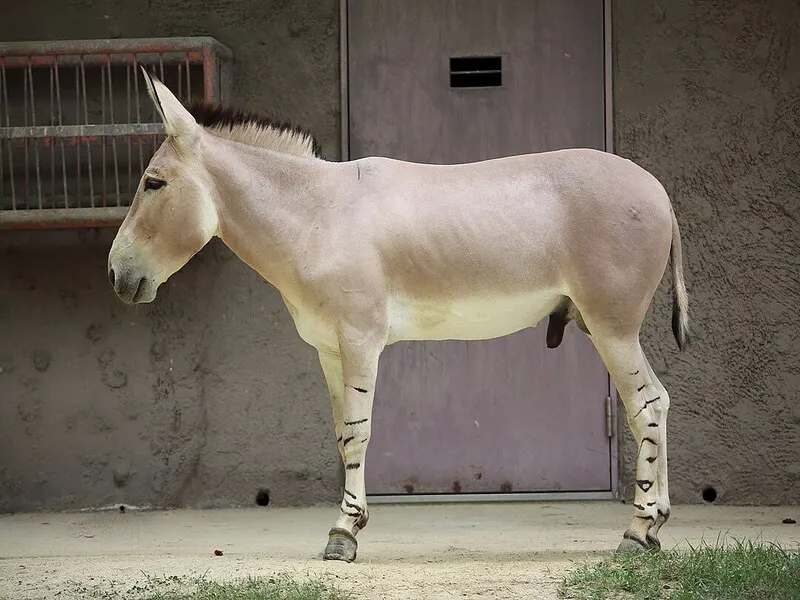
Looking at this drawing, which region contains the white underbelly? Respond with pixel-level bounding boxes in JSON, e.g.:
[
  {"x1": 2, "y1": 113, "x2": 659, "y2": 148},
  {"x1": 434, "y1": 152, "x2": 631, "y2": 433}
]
[{"x1": 387, "y1": 290, "x2": 561, "y2": 344}]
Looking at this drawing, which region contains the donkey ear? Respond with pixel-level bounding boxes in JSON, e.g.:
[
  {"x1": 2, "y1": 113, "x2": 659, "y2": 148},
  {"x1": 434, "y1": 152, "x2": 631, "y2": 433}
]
[{"x1": 139, "y1": 64, "x2": 199, "y2": 154}]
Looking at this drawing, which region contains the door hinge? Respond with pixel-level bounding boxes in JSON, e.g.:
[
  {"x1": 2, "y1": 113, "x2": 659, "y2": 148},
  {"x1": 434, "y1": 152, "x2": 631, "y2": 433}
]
[{"x1": 605, "y1": 396, "x2": 614, "y2": 438}]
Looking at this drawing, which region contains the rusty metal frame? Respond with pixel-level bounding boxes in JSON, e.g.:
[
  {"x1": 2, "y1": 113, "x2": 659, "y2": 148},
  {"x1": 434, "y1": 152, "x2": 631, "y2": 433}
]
[{"x1": 0, "y1": 37, "x2": 233, "y2": 230}]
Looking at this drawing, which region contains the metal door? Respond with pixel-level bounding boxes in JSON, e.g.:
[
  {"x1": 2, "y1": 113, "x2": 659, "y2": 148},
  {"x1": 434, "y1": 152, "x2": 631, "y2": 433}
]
[{"x1": 346, "y1": 0, "x2": 613, "y2": 495}]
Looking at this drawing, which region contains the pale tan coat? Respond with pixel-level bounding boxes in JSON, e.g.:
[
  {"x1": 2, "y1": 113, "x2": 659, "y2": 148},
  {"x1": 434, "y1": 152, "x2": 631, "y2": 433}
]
[{"x1": 108, "y1": 69, "x2": 689, "y2": 561}]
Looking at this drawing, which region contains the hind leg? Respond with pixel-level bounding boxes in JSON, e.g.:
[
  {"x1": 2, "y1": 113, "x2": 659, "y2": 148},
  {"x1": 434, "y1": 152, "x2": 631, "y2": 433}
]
[
  {"x1": 640, "y1": 351, "x2": 671, "y2": 548},
  {"x1": 585, "y1": 331, "x2": 668, "y2": 551}
]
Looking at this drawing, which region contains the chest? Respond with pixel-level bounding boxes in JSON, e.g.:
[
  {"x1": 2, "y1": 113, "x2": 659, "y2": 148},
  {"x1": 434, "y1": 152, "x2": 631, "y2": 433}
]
[{"x1": 280, "y1": 293, "x2": 340, "y2": 351}]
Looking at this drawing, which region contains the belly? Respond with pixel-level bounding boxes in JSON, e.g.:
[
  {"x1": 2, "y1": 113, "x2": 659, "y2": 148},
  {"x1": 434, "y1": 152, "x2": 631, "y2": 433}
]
[{"x1": 387, "y1": 290, "x2": 561, "y2": 343}]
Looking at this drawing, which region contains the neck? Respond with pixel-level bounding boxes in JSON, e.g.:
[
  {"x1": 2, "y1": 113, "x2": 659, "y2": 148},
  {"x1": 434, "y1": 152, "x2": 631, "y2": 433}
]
[{"x1": 203, "y1": 134, "x2": 337, "y2": 291}]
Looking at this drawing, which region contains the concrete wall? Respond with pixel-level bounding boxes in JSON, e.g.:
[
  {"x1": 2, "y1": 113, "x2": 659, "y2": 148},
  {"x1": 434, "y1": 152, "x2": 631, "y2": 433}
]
[
  {"x1": 614, "y1": 0, "x2": 800, "y2": 504},
  {"x1": 2, "y1": 0, "x2": 798, "y2": 511},
  {"x1": 0, "y1": 0, "x2": 343, "y2": 511}
]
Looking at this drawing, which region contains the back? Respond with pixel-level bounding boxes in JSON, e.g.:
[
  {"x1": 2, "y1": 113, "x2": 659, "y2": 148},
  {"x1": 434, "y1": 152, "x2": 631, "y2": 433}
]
[{"x1": 353, "y1": 148, "x2": 660, "y2": 301}]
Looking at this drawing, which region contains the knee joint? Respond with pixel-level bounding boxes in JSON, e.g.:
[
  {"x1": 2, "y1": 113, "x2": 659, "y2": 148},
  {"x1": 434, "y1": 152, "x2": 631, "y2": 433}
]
[{"x1": 341, "y1": 422, "x2": 370, "y2": 461}]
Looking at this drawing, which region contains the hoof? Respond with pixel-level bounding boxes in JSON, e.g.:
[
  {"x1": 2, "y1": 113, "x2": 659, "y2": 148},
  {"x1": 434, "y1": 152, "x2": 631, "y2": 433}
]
[
  {"x1": 616, "y1": 531, "x2": 650, "y2": 554},
  {"x1": 646, "y1": 533, "x2": 662, "y2": 550},
  {"x1": 323, "y1": 527, "x2": 358, "y2": 562}
]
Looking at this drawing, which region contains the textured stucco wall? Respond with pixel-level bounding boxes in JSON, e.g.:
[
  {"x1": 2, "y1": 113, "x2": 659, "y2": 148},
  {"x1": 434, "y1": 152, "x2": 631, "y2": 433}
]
[
  {"x1": 0, "y1": 0, "x2": 342, "y2": 511},
  {"x1": 2, "y1": 0, "x2": 798, "y2": 512},
  {"x1": 614, "y1": 0, "x2": 800, "y2": 505}
]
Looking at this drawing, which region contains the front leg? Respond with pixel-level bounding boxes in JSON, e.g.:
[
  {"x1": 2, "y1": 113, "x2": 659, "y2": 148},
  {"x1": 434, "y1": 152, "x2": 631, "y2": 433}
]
[
  {"x1": 318, "y1": 350, "x2": 347, "y2": 465},
  {"x1": 321, "y1": 331, "x2": 382, "y2": 563}
]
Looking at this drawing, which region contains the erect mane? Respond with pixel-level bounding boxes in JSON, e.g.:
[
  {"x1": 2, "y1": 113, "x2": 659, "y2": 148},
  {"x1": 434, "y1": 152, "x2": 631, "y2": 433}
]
[{"x1": 185, "y1": 99, "x2": 323, "y2": 159}]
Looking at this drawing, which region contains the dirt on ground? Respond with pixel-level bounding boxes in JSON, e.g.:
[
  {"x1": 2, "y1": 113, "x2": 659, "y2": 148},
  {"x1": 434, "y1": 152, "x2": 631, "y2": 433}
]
[{"x1": 1, "y1": 502, "x2": 798, "y2": 600}]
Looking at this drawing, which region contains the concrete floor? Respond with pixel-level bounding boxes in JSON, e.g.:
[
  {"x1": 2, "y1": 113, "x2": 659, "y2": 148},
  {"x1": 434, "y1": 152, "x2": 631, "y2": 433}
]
[{"x1": 1, "y1": 502, "x2": 799, "y2": 599}]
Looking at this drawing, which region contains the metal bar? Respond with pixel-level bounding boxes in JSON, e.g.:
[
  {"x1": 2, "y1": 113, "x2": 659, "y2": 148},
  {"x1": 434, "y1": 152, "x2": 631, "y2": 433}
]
[
  {"x1": 0, "y1": 63, "x2": 4, "y2": 203},
  {"x1": 0, "y1": 206, "x2": 130, "y2": 229},
  {"x1": 0, "y1": 126, "x2": 157, "y2": 140},
  {"x1": 367, "y1": 491, "x2": 616, "y2": 505},
  {"x1": 0, "y1": 37, "x2": 233, "y2": 61},
  {"x1": 177, "y1": 60, "x2": 183, "y2": 102},
  {"x1": 1, "y1": 64, "x2": 14, "y2": 209},
  {"x1": 126, "y1": 63, "x2": 132, "y2": 198},
  {"x1": 80, "y1": 56, "x2": 94, "y2": 208},
  {"x1": 202, "y1": 47, "x2": 215, "y2": 102},
  {"x1": 29, "y1": 59, "x2": 44, "y2": 210},
  {"x1": 107, "y1": 57, "x2": 121, "y2": 207},
  {"x1": 133, "y1": 55, "x2": 144, "y2": 175},
  {"x1": 156, "y1": 55, "x2": 164, "y2": 155},
  {"x1": 449, "y1": 69, "x2": 503, "y2": 75},
  {"x1": 185, "y1": 54, "x2": 191, "y2": 102},
  {"x1": 101, "y1": 60, "x2": 106, "y2": 206},
  {"x1": 55, "y1": 61, "x2": 67, "y2": 209},
  {"x1": 49, "y1": 64, "x2": 55, "y2": 204},
  {"x1": 74, "y1": 64, "x2": 80, "y2": 204},
  {"x1": 3, "y1": 52, "x2": 208, "y2": 69},
  {"x1": 23, "y1": 61, "x2": 29, "y2": 208}
]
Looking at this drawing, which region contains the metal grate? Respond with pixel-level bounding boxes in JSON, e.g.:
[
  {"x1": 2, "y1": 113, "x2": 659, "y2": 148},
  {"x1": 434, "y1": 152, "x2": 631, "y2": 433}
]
[{"x1": 0, "y1": 37, "x2": 233, "y2": 229}]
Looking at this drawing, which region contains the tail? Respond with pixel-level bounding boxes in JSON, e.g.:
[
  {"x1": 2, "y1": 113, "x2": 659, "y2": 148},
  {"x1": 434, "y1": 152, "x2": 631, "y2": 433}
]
[{"x1": 669, "y1": 205, "x2": 689, "y2": 350}]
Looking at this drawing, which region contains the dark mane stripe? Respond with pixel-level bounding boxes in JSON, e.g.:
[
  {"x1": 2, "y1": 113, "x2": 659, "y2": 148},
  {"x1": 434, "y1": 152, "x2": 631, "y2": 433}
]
[{"x1": 185, "y1": 99, "x2": 323, "y2": 158}]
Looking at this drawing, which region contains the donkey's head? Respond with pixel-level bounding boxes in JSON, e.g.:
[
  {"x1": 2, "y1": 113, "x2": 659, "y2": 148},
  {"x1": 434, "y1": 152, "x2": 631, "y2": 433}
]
[{"x1": 107, "y1": 67, "x2": 218, "y2": 304}]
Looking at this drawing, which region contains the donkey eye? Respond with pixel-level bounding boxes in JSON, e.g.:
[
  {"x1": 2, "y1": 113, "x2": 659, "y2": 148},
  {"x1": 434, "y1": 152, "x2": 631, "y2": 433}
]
[{"x1": 144, "y1": 177, "x2": 166, "y2": 191}]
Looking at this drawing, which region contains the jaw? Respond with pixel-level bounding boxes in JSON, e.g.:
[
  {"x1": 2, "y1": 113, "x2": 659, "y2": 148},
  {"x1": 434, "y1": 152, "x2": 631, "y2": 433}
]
[
  {"x1": 128, "y1": 285, "x2": 158, "y2": 304},
  {"x1": 112, "y1": 272, "x2": 161, "y2": 305}
]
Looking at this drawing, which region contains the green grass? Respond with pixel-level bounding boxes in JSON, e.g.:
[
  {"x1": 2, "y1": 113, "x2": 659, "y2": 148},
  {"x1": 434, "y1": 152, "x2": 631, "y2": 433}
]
[
  {"x1": 559, "y1": 538, "x2": 800, "y2": 600},
  {"x1": 71, "y1": 573, "x2": 354, "y2": 600}
]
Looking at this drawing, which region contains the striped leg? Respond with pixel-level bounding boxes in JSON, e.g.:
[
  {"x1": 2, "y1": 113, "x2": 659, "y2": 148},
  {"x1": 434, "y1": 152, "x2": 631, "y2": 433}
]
[
  {"x1": 641, "y1": 351, "x2": 671, "y2": 548},
  {"x1": 322, "y1": 330, "x2": 381, "y2": 562},
  {"x1": 590, "y1": 334, "x2": 667, "y2": 551},
  {"x1": 318, "y1": 350, "x2": 346, "y2": 465}
]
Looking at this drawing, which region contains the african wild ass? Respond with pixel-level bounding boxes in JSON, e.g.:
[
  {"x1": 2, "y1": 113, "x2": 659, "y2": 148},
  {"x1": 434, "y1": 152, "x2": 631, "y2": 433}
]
[{"x1": 107, "y1": 67, "x2": 689, "y2": 562}]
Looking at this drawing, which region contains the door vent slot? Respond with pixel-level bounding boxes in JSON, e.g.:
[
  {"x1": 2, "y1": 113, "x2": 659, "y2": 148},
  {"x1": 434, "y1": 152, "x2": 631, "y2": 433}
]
[{"x1": 449, "y1": 55, "x2": 502, "y2": 88}]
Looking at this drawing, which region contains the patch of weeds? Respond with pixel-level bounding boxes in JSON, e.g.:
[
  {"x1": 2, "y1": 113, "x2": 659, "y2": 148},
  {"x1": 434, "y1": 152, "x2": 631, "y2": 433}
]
[
  {"x1": 559, "y1": 538, "x2": 800, "y2": 600},
  {"x1": 107, "y1": 573, "x2": 352, "y2": 600}
]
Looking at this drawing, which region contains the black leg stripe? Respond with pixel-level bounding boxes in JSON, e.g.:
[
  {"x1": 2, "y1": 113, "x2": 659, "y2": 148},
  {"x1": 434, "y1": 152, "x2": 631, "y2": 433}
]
[
  {"x1": 346, "y1": 462, "x2": 361, "y2": 470},
  {"x1": 633, "y1": 397, "x2": 661, "y2": 419},
  {"x1": 345, "y1": 489, "x2": 357, "y2": 499},
  {"x1": 344, "y1": 418, "x2": 368, "y2": 426},
  {"x1": 342, "y1": 436, "x2": 355, "y2": 446},
  {"x1": 344, "y1": 500, "x2": 361, "y2": 511}
]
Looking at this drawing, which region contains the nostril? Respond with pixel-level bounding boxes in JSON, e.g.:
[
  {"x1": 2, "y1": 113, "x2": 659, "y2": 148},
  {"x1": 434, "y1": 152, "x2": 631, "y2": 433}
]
[{"x1": 108, "y1": 268, "x2": 116, "y2": 287}]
